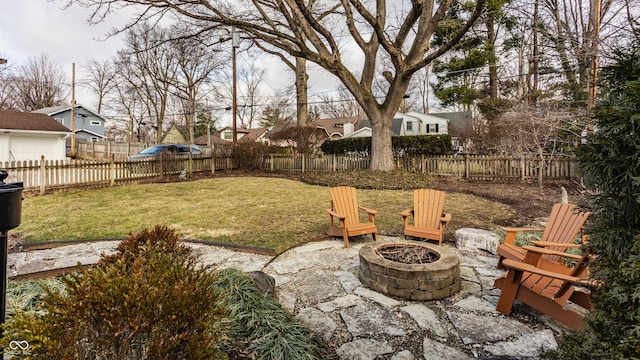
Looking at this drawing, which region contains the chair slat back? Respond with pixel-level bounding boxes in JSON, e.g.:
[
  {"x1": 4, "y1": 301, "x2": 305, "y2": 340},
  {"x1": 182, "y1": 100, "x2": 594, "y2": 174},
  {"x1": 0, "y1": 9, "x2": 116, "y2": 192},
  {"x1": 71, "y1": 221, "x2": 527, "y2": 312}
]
[
  {"x1": 541, "y1": 203, "x2": 590, "y2": 261},
  {"x1": 413, "y1": 189, "x2": 446, "y2": 230},
  {"x1": 330, "y1": 186, "x2": 360, "y2": 226}
]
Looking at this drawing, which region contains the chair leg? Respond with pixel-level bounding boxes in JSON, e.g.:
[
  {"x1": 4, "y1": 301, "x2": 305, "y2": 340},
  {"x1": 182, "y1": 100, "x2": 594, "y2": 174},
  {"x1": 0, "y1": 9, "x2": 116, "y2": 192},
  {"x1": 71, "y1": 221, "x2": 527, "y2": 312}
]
[
  {"x1": 372, "y1": 232, "x2": 377, "y2": 242},
  {"x1": 343, "y1": 233, "x2": 350, "y2": 248},
  {"x1": 496, "y1": 270, "x2": 522, "y2": 315}
]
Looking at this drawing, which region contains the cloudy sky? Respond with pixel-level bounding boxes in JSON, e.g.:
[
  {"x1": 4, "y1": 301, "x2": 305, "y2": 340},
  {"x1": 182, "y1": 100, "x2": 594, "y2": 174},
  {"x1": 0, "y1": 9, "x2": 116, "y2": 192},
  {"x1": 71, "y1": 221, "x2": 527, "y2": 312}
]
[
  {"x1": 1, "y1": 1, "x2": 351, "y2": 119},
  {"x1": 2, "y1": 1, "x2": 444, "y2": 123},
  {"x1": 1, "y1": 1, "x2": 132, "y2": 106}
]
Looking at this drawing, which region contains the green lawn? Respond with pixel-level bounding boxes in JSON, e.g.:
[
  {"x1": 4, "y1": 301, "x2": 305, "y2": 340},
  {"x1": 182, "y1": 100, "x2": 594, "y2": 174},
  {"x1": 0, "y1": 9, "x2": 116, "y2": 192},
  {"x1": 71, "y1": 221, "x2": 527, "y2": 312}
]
[{"x1": 16, "y1": 176, "x2": 514, "y2": 253}]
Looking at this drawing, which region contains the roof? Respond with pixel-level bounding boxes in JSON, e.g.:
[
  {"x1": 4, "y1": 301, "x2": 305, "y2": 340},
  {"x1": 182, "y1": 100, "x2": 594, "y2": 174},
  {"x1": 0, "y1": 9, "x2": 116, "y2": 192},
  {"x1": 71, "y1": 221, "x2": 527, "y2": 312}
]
[
  {"x1": 0, "y1": 110, "x2": 71, "y2": 133},
  {"x1": 32, "y1": 103, "x2": 108, "y2": 121},
  {"x1": 238, "y1": 127, "x2": 268, "y2": 143},
  {"x1": 313, "y1": 117, "x2": 362, "y2": 137},
  {"x1": 194, "y1": 134, "x2": 230, "y2": 146},
  {"x1": 431, "y1": 111, "x2": 473, "y2": 137}
]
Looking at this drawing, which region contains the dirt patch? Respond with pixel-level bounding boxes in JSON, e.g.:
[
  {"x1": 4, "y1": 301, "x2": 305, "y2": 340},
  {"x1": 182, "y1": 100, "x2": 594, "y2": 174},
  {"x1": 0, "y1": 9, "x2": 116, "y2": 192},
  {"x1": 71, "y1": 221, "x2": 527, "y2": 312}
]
[{"x1": 427, "y1": 177, "x2": 586, "y2": 226}]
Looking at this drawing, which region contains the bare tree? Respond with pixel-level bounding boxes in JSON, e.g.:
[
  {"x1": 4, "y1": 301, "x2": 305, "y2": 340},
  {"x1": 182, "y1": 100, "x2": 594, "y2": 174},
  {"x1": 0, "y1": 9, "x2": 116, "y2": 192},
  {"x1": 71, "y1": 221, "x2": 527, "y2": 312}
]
[
  {"x1": 114, "y1": 23, "x2": 178, "y2": 143},
  {"x1": 492, "y1": 104, "x2": 587, "y2": 156},
  {"x1": 170, "y1": 25, "x2": 225, "y2": 143},
  {"x1": 236, "y1": 58, "x2": 267, "y2": 129},
  {"x1": 80, "y1": 59, "x2": 117, "y2": 114},
  {"x1": 0, "y1": 60, "x2": 16, "y2": 110},
  {"x1": 316, "y1": 85, "x2": 366, "y2": 119},
  {"x1": 111, "y1": 79, "x2": 150, "y2": 142},
  {"x1": 251, "y1": 40, "x2": 311, "y2": 126},
  {"x1": 11, "y1": 54, "x2": 67, "y2": 111},
  {"x1": 537, "y1": 0, "x2": 633, "y2": 103},
  {"x1": 64, "y1": 0, "x2": 488, "y2": 171}
]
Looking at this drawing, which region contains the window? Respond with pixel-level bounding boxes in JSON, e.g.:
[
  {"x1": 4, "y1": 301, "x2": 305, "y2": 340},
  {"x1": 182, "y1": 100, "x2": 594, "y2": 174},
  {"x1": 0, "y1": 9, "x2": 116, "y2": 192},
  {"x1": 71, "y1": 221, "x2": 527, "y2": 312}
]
[
  {"x1": 90, "y1": 137, "x2": 99, "y2": 142},
  {"x1": 428, "y1": 124, "x2": 439, "y2": 133},
  {"x1": 406, "y1": 121, "x2": 413, "y2": 131},
  {"x1": 90, "y1": 120, "x2": 101, "y2": 126},
  {"x1": 223, "y1": 131, "x2": 232, "y2": 140}
]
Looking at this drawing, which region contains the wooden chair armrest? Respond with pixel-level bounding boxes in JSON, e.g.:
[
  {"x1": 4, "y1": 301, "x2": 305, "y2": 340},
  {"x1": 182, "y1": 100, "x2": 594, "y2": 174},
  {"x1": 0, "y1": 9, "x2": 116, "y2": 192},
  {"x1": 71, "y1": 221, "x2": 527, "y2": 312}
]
[
  {"x1": 359, "y1": 206, "x2": 378, "y2": 215},
  {"x1": 501, "y1": 226, "x2": 546, "y2": 233},
  {"x1": 532, "y1": 241, "x2": 582, "y2": 248},
  {"x1": 441, "y1": 212, "x2": 452, "y2": 224},
  {"x1": 502, "y1": 259, "x2": 590, "y2": 285},
  {"x1": 501, "y1": 226, "x2": 546, "y2": 245},
  {"x1": 521, "y1": 245, "x2": 584, "y2": 261},
  {"x1": 326, "y1": 209, "x2": 345, "y2": 219},
  {"x1": 400, "y1": 209, "x2": 412, "y2": 218}
]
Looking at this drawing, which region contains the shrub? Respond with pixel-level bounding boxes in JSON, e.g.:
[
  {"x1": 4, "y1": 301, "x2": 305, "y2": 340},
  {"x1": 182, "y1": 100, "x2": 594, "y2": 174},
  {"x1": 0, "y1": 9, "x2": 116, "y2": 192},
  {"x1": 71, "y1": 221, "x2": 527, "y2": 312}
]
[
  {"x1": 545, "y1": 35, "x2": 640, "y2": 359},
  {"x1": 320, "y1": 134, "x2": 452, "y2": 155},
  {"x1": 215, "y1": 268, "x2": 328, "y2": 360},
  {"x1": 0, "y1": 225, "x2": 228, "y2": 359}
]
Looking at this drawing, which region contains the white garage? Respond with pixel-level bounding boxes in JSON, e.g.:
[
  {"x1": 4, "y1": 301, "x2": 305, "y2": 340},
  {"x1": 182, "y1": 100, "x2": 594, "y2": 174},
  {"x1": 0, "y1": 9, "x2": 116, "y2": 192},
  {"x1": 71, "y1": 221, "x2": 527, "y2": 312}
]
[{"x1": 0, "y1": 111, "x2": 71, "y2": 163}]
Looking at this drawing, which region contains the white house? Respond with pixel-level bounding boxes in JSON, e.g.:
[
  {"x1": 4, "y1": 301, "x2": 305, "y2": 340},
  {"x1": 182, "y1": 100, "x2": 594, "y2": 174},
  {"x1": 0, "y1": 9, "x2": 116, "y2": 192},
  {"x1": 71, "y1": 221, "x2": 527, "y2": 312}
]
[
  {"x1": 401, "y1": 111, "x2": 449, "y2": 135},
  {"x1": 343, "y1": 112, "x2": 449, "y2": 138},
  {"x1": 0, "y1": 110, "x2": 71, "y2": 162}
]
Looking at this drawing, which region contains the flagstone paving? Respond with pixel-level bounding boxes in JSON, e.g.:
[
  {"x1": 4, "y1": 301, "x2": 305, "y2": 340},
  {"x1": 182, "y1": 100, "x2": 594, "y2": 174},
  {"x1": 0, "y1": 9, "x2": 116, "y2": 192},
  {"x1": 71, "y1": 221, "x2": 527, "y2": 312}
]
[{"x1": 7, "y1": 236, "x2": 569, "y2": 359}]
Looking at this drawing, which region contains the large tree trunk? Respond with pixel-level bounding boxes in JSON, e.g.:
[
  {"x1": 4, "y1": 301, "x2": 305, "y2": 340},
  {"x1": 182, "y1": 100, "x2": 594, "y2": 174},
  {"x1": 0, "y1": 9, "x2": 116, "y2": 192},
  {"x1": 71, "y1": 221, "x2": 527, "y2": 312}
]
[{"x1": 369, "y1": 114, "x2": 395, "y2": 171}]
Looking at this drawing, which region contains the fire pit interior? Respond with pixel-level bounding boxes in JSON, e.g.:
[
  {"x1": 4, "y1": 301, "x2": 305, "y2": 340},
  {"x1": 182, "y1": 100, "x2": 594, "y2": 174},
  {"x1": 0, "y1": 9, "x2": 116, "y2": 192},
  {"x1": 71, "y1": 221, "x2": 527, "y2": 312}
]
[
  {"x1": 359, "y1": 240, "x2": 460, "y2": 301},
  {"x1": 376, "y1": 244, "x2": 441, "y2": 264}
]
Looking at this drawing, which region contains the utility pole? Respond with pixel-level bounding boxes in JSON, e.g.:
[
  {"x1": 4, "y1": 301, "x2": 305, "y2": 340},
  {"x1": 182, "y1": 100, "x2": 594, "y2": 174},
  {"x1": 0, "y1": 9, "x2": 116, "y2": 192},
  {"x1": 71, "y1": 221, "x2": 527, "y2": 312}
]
[
  {"x1": 70, "y1": 63, "x2": 77, "y2": 158},
  {"x1": 232, "y1": 28, "x2": 240, "y2": 146}
]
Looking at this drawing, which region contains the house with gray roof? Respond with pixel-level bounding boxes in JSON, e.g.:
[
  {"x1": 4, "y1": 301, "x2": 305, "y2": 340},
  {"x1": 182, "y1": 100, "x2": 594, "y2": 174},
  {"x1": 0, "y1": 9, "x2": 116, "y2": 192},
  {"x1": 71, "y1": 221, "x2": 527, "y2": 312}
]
[
  {"x1": 0, "y1": 110, "x2": 71, "y2": 162},
  {"x1": 32, "y1": 104, "x2": 107, "y2": 144}
]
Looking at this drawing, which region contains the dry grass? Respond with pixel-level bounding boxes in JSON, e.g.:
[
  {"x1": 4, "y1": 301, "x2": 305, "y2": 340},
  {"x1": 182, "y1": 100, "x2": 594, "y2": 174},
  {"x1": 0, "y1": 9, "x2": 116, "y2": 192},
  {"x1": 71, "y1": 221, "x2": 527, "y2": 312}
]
[{"x1": 16, "y1": 175, "x2": 515, "y2": 253}]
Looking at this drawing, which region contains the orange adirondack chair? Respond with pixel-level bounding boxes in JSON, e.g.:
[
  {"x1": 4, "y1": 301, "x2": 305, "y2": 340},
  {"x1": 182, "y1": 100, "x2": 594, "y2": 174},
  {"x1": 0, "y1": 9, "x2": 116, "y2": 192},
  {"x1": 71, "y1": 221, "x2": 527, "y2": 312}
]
[
  {"x1": 494, "y1": 245, "x2": 594, "y2": 329},
  {"x1": 497, "y1": 203, "x2": 589, "y2": 268},
  {"x1": 400, "y1": 189, "x2": 451, "y2": 246},
  {"x1": 326, "y1": 186, "x2": 378, "y2": 248}
]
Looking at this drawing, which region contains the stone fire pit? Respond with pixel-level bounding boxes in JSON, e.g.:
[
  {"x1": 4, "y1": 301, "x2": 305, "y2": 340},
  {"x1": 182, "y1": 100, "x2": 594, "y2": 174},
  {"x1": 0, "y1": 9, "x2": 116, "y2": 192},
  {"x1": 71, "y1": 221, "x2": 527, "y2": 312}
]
[{"x1": 359, "y1": 239, "x2": 460, "y2": 301}]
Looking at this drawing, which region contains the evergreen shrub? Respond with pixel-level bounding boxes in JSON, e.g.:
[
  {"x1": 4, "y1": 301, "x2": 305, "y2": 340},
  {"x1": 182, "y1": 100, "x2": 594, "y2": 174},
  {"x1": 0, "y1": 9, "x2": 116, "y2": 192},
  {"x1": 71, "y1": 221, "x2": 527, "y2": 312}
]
[
  {"x1": 546, "y1": 35, "x2": 640, "y2": 359},
  {"x1": 0, "y1": 225, "x2": 228, "y2": 359},
  {"x1": 321, "y1": 134, "x2": 452, "y2": 155}
]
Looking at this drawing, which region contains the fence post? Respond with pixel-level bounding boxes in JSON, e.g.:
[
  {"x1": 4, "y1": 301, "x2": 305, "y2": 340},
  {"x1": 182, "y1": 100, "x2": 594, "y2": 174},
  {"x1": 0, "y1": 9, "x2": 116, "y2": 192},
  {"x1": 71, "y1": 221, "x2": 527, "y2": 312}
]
[
  {"x1": 464, "y1": 154, "x2": 470, "y2": 179},
  {"x1": 332, "y1": 154, "x2": 336, "y2": 172},
  {"x1": 520, "y1": 155, "x2": 525, "y2": 181},
  {"x1": 301, "y1": 154, "x2": 305, "y2": 173},
  {"x1": 109, "y1": 155, "x2": 115, "y2": 187},
  {"x1": 39, "y1": 155, "x2": 46, "y2": 195},
  {"x1": 211, "y1": 153, "x2": 216, "y2": 175}
]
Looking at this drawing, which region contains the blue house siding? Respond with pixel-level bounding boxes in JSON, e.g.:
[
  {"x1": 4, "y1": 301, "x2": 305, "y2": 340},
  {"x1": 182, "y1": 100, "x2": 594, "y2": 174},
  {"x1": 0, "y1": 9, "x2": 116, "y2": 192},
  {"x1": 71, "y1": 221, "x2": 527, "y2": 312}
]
[{"x1": 34, "y1": 104, "x2": 106, "y2": 141}]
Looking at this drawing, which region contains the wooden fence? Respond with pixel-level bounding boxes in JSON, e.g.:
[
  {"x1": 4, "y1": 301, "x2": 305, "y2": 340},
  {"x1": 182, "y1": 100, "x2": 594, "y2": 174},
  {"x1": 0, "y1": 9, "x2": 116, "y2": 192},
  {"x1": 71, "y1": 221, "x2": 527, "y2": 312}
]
[
  {"x1": 1, "y1": 154, "x2": 577, "y2": 195},
  {"x1": 258, "y1": 154, "x2": 576, "y2": 180}
]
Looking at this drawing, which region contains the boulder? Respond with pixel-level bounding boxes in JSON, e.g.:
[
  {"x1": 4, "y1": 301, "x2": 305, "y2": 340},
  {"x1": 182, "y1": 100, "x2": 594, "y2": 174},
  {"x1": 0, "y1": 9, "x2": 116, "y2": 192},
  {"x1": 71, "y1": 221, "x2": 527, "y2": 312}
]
[
  {"x1": 247, "y1": 271, "x2": 276, "y2": 295},
  {"x1": 455, "y1": 228, "x2": 500, "y2": 255}
]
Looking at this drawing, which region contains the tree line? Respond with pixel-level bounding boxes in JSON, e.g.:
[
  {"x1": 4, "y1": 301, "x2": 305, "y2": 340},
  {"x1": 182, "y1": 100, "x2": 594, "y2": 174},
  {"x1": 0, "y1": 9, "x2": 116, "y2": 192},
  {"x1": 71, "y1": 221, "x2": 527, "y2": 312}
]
[{"x1": 0, "y1": 1, "x2": 638, "y2": 167}]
